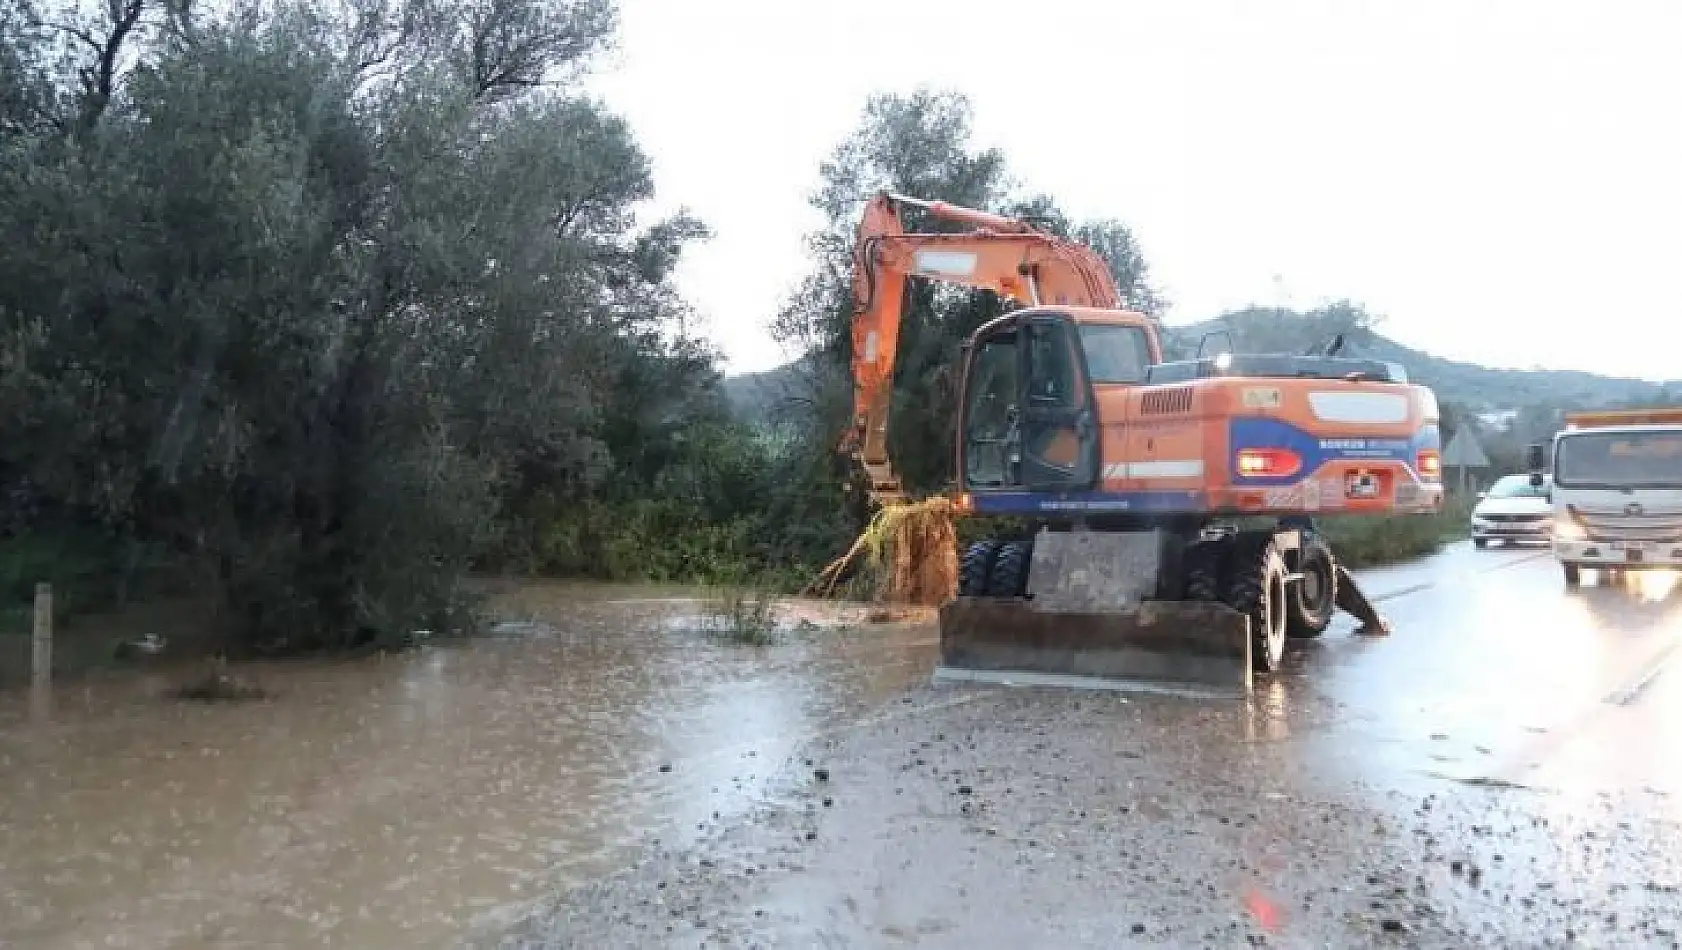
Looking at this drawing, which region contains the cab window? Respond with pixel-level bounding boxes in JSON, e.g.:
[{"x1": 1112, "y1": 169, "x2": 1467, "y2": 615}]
[
  {"x1": 1076, "y1": 324, "x2": 1151, "y2": 384},
  {"x1": 1027, "y1": 322, "x2": 1078, "y2": 406}
]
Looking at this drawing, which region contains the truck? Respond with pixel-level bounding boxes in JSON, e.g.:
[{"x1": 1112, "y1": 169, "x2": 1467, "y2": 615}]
[
  {"x1": 1526, "y1": 407, "x2": 1682, "y2": 587},
  {"x1": 841, "y1": 192, "x2": 1446, "y2": 694}
]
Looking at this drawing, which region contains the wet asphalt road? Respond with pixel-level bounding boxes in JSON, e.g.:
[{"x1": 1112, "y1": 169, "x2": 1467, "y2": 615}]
[{"x1": 494, "y1": 542, "x2": 1682, "y2": 949}]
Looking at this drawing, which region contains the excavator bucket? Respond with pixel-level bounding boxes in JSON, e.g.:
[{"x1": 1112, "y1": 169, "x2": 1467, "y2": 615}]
[
  {"x1": 933, "y1": 599, "x2": 1252, "y2": 698},
  {"x1": 931, "y1": 530, "x2": 1254, "y2": 699}
]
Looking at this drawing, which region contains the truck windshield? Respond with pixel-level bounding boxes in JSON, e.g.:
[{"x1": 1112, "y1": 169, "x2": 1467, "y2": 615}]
[
  {"x1": 1555, "y1": 430, "x2": 1682, "y2": 489},
  {"x1": 1077, "y1": 324, "x2": 1151, "y2": 384}
]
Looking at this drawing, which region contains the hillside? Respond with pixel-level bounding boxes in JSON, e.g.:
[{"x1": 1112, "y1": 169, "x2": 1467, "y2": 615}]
[
  {"x1": 726, "y1": 320, "x2": 1674, "y2": 428},
  {"x1": 1162, "y1": 314, "x2": 1671, "y2": 413},
  {"x1": 723, "y1": 354, "x2": 827, "y2": 425}
]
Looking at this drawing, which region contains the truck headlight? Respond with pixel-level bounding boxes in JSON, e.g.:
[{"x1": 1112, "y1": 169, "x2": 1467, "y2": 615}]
[{"x1": 1553, "y1": 518, "x2": 1585, "y2": 541}]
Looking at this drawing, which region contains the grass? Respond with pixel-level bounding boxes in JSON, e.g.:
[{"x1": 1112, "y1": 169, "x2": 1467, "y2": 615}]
[
  {"x1": 704, "y1": 585, "x2": 780, "y2": 646},
  {"x1": 171, "y1": 657, "x2": 269, "y2": 702},
  {"x1": 1316, "y1": 494, "x2": 1477, "y2": 569}
]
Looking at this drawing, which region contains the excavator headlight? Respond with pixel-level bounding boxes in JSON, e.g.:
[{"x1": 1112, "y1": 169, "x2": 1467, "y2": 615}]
[
  {"x1": 1235, "y1": 448, "x2": 1302, "y2": 478},
  {"x1": 1416, "y1": 449, "x2": 1442, "y2": 481}
]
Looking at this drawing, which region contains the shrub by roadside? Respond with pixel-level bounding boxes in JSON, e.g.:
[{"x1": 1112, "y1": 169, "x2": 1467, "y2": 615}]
[
  {"x1": 951, "y1": 499, "x2": 1474, "y2": 574},
  {"x1": 1316, "y1": 494, "x2": 1477, "y2": 569},
  {"x1": 702, "y1": 586, "x2": 780, "y2": 646}
]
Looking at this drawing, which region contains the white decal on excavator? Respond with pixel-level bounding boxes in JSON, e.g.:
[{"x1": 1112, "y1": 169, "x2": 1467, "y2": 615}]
[
  {"x1": 1309, "y1": 391, "x2": 1408, "y2": 424},
  {"x1": 912, "y1": 250, "x2": 979, "y2": 278},
  {"x1": 1102, "y1": 460, "x2": 1204, "y2": 479}
]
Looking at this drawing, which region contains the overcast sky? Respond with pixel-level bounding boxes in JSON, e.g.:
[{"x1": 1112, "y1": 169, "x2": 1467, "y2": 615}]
[{"x1": 585, "y1": 0, "x2": 1682, "y2": 383}]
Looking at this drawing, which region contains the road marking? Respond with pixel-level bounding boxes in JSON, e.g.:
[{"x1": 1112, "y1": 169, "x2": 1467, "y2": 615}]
[
  {"x1": 1361, "y1": 549, "x2": 1548, "y2": 604},
  {"x1": 1370, "y1": 582, "x2": 1433, "y2": 604},
  {"x1": 1604, "y1": 639, "x2": 1679, "y2": 707},
  {"x1": 1468, "y1": 633, "x2": 1681, "y2": 786}
]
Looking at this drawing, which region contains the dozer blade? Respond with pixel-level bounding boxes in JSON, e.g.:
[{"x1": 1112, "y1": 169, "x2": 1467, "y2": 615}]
[{"x1": 933, "y1": 597, "x2": 1253, "y2": 699}]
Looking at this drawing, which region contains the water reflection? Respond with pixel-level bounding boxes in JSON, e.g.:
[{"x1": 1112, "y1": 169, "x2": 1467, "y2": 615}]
[
  {"x1": 1243, "y1": 679, "x2": 1291, "y2": 744},
  {"x1": 0, "y1": 585, "x2": 937, "y2": 949}
]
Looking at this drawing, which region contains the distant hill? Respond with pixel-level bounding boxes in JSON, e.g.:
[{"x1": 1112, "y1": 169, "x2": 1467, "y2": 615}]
[
  {"x1": 722, "y1": 353, "x2": 829, "y2": 427},
  {"x1": 1162, "y1": 315, "x2": 1672, "y2": 414},
  {"x1": 724, "y1": 321, "x2": 1675, "y2": 428}
]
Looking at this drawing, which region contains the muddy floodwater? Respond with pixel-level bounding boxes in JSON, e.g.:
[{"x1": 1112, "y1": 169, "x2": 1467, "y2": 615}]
[{"x1": 0, "y1": 582, "x2": 937, "y2": 949}]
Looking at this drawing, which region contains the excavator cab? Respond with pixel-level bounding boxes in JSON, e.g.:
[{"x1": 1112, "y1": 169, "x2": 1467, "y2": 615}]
[{"x1": 958, "y1": 310, "x2": 1156, "y2": 498}]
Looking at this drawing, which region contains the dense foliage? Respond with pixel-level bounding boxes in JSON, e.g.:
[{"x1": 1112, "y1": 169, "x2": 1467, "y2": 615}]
[{"x1": 0, "y1": 0, "x2": 774, "y2": 646}]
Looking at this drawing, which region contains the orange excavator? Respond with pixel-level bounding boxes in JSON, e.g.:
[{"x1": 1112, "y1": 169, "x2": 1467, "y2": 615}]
[{"x1": 841, "y1": 192, "x2": 1445, "y2": 695}]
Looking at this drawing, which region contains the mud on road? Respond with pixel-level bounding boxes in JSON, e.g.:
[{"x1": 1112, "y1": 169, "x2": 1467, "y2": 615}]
[
  {"x1": 496, "y1": 548, "x2": 1682, "y2": 949},
  {"x1": 493, "y1": 682, "x2": 1682, "y2": 949}
]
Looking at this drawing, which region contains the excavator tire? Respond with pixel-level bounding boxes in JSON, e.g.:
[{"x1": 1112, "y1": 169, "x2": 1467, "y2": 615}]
[
  {"x1": 1183, "y1": 540, "x2": 1224, "y2": 602},
  {"x1": 1223, "y1": 534, "x2": 1289, "y2": 673},
  {"x1": 1286, "y1": 531, "x2": 1338, "y2": 639},
  {"x1": 988, "y1": 541, "x2": 1031, "y2": 599},
  {"x1": 959, "y1": 540, "x2": 1001, "y2": 597}
]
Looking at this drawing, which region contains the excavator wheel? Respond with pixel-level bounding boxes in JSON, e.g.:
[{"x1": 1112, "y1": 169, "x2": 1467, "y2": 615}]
[
  {"x1": 1183, "y1": 540, "x2": 1224, "y2": 602},
  {"x1": 1286, "y1": 531, "x2": 1338, "y2": 639},
  {"x1": 987, "y1": 541, "x2": 1032, "y2": 599},
  {"x1": 960, "y1": 540, "x2": 1002, "y2": 597},
  {"x1": 1223, "y1": 535, "x2": 1290, "y2": 673}
]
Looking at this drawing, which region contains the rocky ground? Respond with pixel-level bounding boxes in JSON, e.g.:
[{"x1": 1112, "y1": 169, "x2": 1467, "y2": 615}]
[{"x1": 490, "y1": 681, "x2": 1682, "y2": 949}]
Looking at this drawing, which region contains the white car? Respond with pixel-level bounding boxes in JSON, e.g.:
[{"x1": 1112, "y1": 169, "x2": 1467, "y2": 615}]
[{"x1": 1470, "y1": 473, "x2": 1554, "y2": 548}]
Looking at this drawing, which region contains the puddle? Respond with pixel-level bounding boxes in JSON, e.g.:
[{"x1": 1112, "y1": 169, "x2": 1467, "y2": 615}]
[{"x1": 0, "y1": 582, "x2": 938, "y2": 949}]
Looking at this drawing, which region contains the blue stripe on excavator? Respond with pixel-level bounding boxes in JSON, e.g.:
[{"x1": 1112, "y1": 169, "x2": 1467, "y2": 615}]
[
  {"x1": 967, "y1": 419, "x2": 1441, "y2": 515},
  {"x1": 1228, "y1": 417, "x2": 1440, "y2": 487},
  {"x1": 968, "y1": 490, "x2": 1206, "y2": 515}
]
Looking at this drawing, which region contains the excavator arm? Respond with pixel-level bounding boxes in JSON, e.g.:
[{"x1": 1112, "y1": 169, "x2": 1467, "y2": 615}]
[{"x1": 843, "y1": 192, "x2": 1123, "y2": 503}]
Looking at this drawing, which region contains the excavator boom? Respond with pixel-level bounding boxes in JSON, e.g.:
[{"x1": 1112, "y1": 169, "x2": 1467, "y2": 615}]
[{"x1": 845, "y1": 192, "x2": 1123, "y2": 502}]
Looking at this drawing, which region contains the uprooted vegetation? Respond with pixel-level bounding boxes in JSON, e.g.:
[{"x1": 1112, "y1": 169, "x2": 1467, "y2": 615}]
[{"x1": 806, "y1": 497, "x2": 959, "y2": 606}]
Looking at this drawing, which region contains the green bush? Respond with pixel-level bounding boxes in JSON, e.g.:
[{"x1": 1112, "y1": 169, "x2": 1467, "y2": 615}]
[
  {"x1": 0, "y1": 526, "x2": 188, "y2": 633},
  {"x1": 513, "y1": 497, "x2": 811, "y2": 590},
  {"x1": 704, "y1": 585, "x2": 780, "y2": 646},
  {"x1": 947, "y1": 496, "x2": 1475, "y2": 577},
  {"x1": 1317, "y1": 494, "x2": 1476, "y2": 569}
]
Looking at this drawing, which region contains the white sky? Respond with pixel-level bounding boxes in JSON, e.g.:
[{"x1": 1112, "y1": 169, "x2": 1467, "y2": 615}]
[{"x1": 586, "y1": 0, "x2": 1682, "y2": 383}]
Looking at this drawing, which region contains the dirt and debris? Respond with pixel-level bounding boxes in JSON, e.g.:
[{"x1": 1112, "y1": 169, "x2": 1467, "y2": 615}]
[
  {"x1": 805, "y1": 496, "x2": 958, "y2": 604},
  {"x1": 493, "y1": 682, "x2": 1682, "y2": 949},
  {"x1": 171, "y1": 658, "x2": 268, "y2": 701}
]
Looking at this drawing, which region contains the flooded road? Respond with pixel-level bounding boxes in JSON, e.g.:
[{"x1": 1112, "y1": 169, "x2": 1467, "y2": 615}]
[
  {"x1": 8, "y1": 544, "x2": 1682, "y2": 948},
  {"x1": 503, "y1": 545, "x2": 1682, "y2": 949},
  {"x1": 0, "y1": 586, "x2": 936, "y2": 949}
]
